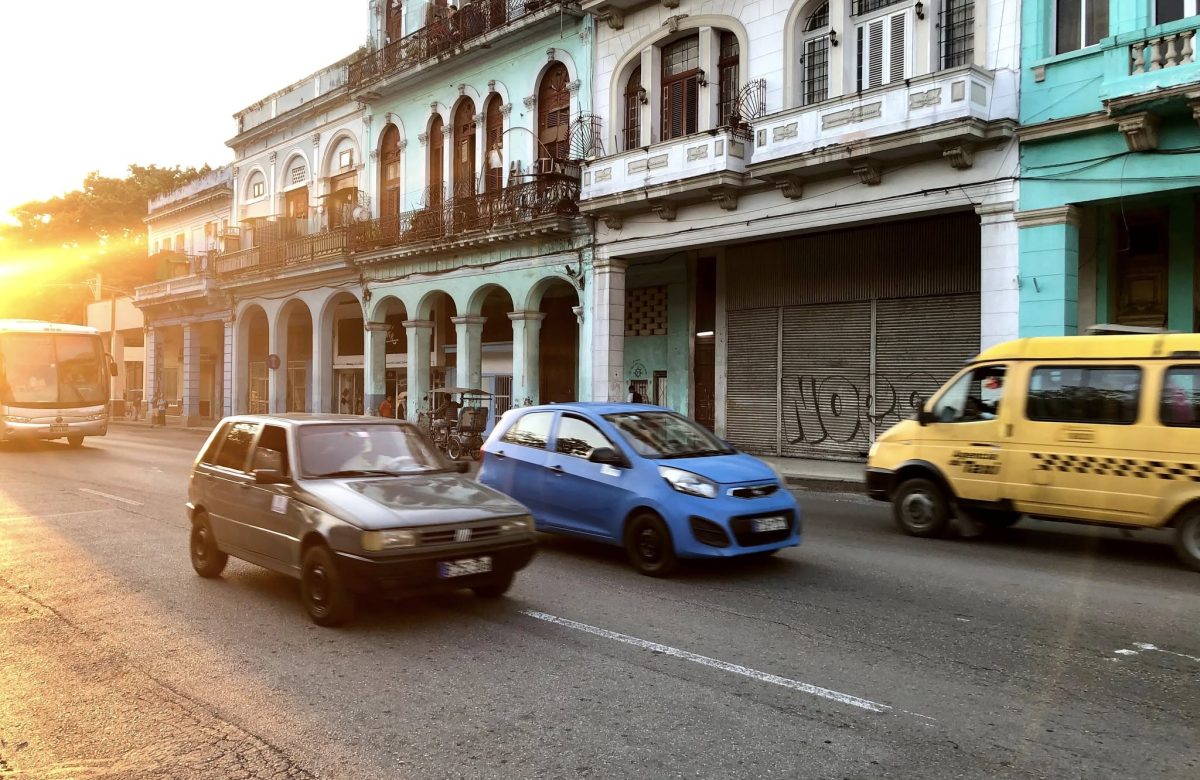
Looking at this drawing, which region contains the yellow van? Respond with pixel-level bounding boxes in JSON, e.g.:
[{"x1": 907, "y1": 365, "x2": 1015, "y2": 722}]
[{"x1": 865, "y1": 334, "x2": 1200, "y2": 571}]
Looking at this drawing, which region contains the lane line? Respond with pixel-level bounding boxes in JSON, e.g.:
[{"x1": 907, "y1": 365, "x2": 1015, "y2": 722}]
[
  {"x1": 520, "y1": 609, "x2": 893, "y2": 714},
  {"x1": 0, "y1": 509, "x2": 109, "y2": 521},
  {"x1": 78, "y1": 488, "x2": 143, "y2": 507}
]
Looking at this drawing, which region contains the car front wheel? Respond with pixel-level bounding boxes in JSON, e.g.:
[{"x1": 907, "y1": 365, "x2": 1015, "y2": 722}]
[
  {"x1": 1174, "y1": 509, "x2": 1200, "y2": 572},
  {"x1": 190, "y1": 513, "x2": 228, "y2": 578},
  {"x1": 301, "y1": 545, "x2": 355, "y2": 627},
  {"x1": 624, "y1": 512, "x2": 679, "y2": 577},
  {"x1": 892, "y1": 478, "x2": 951, "y2": 538}
]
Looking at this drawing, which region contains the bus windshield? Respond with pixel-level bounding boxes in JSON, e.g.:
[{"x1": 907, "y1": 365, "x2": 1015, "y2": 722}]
[{"x1": 0, "y1": 332, "x2": 108, "y2": 408}]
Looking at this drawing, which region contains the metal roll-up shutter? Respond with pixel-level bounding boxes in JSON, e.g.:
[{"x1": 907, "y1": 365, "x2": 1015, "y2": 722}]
[
  {"x1": 780, "y1": 301, "x2": 873, "y2": 460},
  {"x1": 874, "y1": 293, "x2": 980, "y2": 434},
  {"x1": 726, "y1": 309, "x2": 779, "y2": 455}
]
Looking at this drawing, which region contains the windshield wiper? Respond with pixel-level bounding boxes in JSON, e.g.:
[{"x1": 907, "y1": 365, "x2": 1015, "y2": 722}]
[{"x1": 309, "y1": 469, "x2": 399, "y2": 478}]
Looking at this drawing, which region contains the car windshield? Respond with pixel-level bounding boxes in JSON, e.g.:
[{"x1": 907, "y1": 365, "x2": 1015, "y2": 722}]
[
  {"x1": 602, "y1": 411, "x2": 733, "y2": 459},
  {"x1": 297, "y1": 423, "x2": 448, "y2": 478}
]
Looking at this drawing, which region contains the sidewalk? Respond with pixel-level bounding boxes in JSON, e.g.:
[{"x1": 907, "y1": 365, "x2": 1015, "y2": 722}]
[
  {"x1": 759, "y1": 456, "x2": 865, "y2": 493},
  {"x1": 109, "y1": 417, "x2": 217, "y2": 437}
]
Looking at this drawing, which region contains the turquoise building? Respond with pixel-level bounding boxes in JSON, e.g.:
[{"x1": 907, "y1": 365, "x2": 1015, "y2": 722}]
[{"x1": 1018, "y1": 1, "x2": 1200, "y2": 335}]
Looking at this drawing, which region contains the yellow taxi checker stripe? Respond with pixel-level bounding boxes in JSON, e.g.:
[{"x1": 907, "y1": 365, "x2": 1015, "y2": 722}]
[{"x1": 1031, "y1": 453, "x2": 1200, "y2": 480}]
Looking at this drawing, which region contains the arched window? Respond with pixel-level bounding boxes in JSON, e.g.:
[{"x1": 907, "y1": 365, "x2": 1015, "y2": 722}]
[
  {"x1": 429, "y1": 115, "x2": 444, "y2": 207},
  {"x1": 538, "y1": 62, "x2": 571, "y2": 162},
  {"x1": 246, "y1": 170, "x2": 266, "y2": 200},
  {"x1": 453, "y1": 99, "x2": 477, "y2": 198},
  {"x1": 484, "y1": 94, "x2": 504, "y2": 194},
  {"x1": 623, "y1": 66, "x2": 643, "y2": 151},
  {"x1": 800, "y1": 2, "x2": 830, "y2": 105},
  {"x1": 379, "y1": 124, "x2": 401, "y2": 220},
  {"x1": 661, "y1": 36, "x2": 700, "y2": 141},
  {"x1": 717, "y1": 32, "x2": 740, "y2": 126}
]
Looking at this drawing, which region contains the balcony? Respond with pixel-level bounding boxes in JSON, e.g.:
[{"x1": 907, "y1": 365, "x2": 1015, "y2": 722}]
[
  {"x1": 347, "y1": 0, "x2": 581, "y2": 97},
  {"x1": 750, "y1": 65, "x2": 1015, "y2": 183},
  {"x1": 349, "y1": 174, "x2": 582, "y2": 262},
  {"x1": 213, "y1": 227, "x2": 351, "y2": 280},
  {"x1": 578, "y1": 127, "x2": 754, "y2": 221},
  {"x1": 134, "y1": 269, "x2": 213, "y2": 304},
  {"x1": 1101, "y1": 19, "x2": 1200, "y2": 113}
]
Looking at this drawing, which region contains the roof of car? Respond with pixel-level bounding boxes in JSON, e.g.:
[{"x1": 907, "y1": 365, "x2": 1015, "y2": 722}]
[
  {"x1": 220, "y1": 413, "x2": 410, "y2": 426},
  {"x1": 514, "y1": 402, "x2": 670, "y2": 416}
]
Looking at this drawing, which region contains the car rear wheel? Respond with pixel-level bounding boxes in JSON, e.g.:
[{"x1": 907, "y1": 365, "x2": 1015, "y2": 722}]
[
  {"x1": 472, "y1": 573, "x2": 514, "y2": 598},
  {"x1": 1174, "y1": 509, "x2": 1200, "y2": 572},
  {"x1": 624, "y1": 512, "x2": 679, "y2": 577},
  {"x1": 892, "y1": 478, "x2": 951, "y2": 538},
  {"x1": 190, "y1": 513, "x2": 228, "y2": 578},
  {"x1": 301, "y1": 545, "x2": 355, "y2": 627}
]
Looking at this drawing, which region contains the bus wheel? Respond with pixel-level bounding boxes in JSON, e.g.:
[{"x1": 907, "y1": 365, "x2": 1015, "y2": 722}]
[
  {"x1": 892, "y1": 478, "x2": 950, "y2": 538},
  {"x1": 67, "y1": 435, "x2": 84, "y2": 448},
  {"x1": 1174, "y1": 509, "x2": 1200, "y2": 572}
]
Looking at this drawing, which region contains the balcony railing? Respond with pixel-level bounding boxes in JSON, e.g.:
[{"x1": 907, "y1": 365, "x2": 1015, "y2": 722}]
[
  {"x1": 214, "y1": 227, "x2": 349, "y2": 278},
  {"x1": 348, "y1": 174, "x2": 581, "y2": 253},
  {"x1": 348, "y1": 0, "x2": 572, "y2": 90},
  {"x1": 1130, "y1": 29, "x2": 1196, "y2": 74}
]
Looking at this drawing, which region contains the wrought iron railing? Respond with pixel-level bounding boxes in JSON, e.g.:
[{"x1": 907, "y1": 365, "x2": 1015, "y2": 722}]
[{"x1": 348, "y1": 0, "x2": 572, "y2": 90}]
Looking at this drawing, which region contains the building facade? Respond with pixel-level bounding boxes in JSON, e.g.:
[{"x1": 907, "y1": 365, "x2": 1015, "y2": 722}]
[
  {"x1": 1017, "y1": 2, "x2": 1200, "y2": 336},
  {"x1": 580, "y1": 0, "x2": 1021, "y2": 459}
]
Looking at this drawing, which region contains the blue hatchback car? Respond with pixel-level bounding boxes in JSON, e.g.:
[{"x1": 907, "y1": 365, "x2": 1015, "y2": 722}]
[{"x1": 477, "y1": 403, "x2": 801, "y2": 575}]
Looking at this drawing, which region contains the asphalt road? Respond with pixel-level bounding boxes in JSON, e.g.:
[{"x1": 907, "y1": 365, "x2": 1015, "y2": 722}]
[{"x1": 0, "y1": 426, "x2": 1197, "y2": 779}]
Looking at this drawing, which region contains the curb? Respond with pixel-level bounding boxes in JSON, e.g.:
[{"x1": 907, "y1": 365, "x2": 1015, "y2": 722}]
[{"x1": 783, "y1": 475, "x2": 866, "y2": 495}]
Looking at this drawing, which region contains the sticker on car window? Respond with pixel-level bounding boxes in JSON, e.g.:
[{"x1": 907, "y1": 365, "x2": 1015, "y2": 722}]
[{"x1": 271, "y1": 495, "x2": 289, "y2": 514}]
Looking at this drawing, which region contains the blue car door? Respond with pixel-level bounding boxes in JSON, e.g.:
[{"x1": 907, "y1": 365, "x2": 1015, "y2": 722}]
[
  {"x1": 542, "y1": 412, "x2": 632, "y2": 540},
  {"x1": 487, "y1": 410, "x2": 557, "y2": 528}
]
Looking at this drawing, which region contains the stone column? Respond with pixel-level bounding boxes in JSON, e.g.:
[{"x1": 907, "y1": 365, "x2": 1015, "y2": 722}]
[
  {"x1": 977, "y1": 202, "x2": 1020, "y2": 350},
  {"x1": 1015, "y1": 206, "x2": 1080, "y2": 337},
  {"x1": 452, "y1": 315, "x2": 486, "y2": 391},
  {"x1": 310, "y1": 320, "x2": 331, "y2": 414},
  {"x1": 267, "y1": 317, "x2": 284, "y2": 414},
  {"x1": 364, "y1": 324, "x2": 387, "y2": 416},
  {"x1": 508, "y1": 311, "x2": 545, "y2": 407},
  {"x1": 404, "y1": 319, "x2": 434, "y2": 421},
  {"x1": 590, "y1": 256, "x2": 627, "y2": 402},
  {"x1": 222, "y1": 319, "x2": 234, "y2": 417},
  {"x1": 144, "y1": 326, "x2": 161, "y2": 420},
  {"x1": 181, "y1": 323, "x2": 201, "y2": 426}
]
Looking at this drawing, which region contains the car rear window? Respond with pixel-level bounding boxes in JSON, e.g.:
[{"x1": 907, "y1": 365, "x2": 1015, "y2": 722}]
[{"x1": 501, "y1": 412, "x2": 553, "y2": 450}]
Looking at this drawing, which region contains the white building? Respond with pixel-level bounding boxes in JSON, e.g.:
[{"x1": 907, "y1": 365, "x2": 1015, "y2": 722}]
[{"x1": 579, "y1": 0, "x2": 1020, "y2": 459}]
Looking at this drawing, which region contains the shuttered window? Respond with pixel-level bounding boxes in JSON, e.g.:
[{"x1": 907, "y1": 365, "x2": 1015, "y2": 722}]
[
  {"x1": 856, "y1": 10, "x2": 910, "y2": 91},
  {"x1": 661, "y1": 36, "x2": 700, "y2": 141},
  {"x1": 429, "y1": 115, "x2": 444, "y2": 206},
  {"x1": 484, "y1": 95, "x2": 503, "y2": 193},
  {"x1": 538, "y1": 62, "x2": 571, "y2": 162},
  {"x1": 380, "y1": 123, "x2": 401, "y2": 218},
  {"x1": 453, "y1": 99, "x2": 477, "y2": 198}
]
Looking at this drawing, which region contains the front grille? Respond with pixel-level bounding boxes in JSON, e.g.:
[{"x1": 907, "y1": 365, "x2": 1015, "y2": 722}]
[
  {"x1": 730, "y1": 510, "x2": 794, "y2": 547},
  {"x1": 728, "y1": 484, "x2": 779, "y2": 499},
  {"x1": 689, "y1": 516, "x2": 730, "y2": 548},
  {"x1": 418, "y1": 523, "x2": 501, "y2": 546}
]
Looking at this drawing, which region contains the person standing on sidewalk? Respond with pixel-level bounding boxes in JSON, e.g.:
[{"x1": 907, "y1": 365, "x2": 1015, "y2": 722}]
[{"x1": 378, "y1": 396, "x2": 394, "y2": 418}]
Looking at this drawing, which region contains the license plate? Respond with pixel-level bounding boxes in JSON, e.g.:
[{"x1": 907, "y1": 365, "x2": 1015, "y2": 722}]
[
  {"x1": 751, "y1": 516, "x2": 789, "y2": 533},
  {"x1": 438, "y1": 556, "x2": 492, "y2": 578},
  {"x1": 49, "y1": 425, "x2": 70, "y2": 435}
]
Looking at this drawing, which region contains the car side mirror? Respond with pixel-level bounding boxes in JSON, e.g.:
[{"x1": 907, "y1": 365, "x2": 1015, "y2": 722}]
[
  {"x1": 253, "y1": 468, "x2": 287, "y2": 485},
  {"x1": 454, "y1": 461, "x2": 470, "y2": 474},
  {"x1": 917, "y1": 409, "x2": 936, "y2": 427},
  {"x1": 588, "y1": 447, "x2": 626, "y2": 467}
]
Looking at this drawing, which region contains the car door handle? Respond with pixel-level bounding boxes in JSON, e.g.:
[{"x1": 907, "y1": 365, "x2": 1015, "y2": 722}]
[{"x1": 549, "y1": 464, "x2": 564, "y2": 475}]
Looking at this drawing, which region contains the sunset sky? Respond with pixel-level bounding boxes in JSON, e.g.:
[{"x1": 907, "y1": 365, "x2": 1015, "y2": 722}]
[{"x1": 0, "y1": 1, "x2": 364, "y2": 223}]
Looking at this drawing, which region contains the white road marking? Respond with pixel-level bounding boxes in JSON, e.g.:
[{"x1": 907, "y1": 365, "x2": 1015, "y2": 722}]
[
  {"x1": 521, "y1": 609, "x2": 898, "y2": 715},
  {"x1": 78, "y1": 488, "x2": 143, "y2": 506},
  {"x1": 1114, "y1": 649, "x2": 1137, "y2": 656},
  {"x1": 1132, "y1": 642, "x2": 1200, "y2": 663},
  {"x1": 0, "y1": 509, "x2": 108, "y2": 521}
]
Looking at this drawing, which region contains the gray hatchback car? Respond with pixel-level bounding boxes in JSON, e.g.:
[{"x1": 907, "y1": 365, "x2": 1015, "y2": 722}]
[{"x1": 187, "y1": 414, "x2": 537, "y2": 626}]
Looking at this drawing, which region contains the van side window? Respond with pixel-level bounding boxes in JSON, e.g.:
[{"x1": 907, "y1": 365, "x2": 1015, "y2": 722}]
[
  {"x1": 1026, "y1": 366, "x2": 1141, "y2": 425},
  {"x1": 1161, "y1": 366, "x2": 1200, "y2": 427},
  {"x1": 931, "y1": 366, "x2": 1007, "y2": 424}
]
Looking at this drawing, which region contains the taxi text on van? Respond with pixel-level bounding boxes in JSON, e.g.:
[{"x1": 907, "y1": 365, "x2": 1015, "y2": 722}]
[{"x1": 865, "y1": 334, "x2": 1200, "y2": 571}]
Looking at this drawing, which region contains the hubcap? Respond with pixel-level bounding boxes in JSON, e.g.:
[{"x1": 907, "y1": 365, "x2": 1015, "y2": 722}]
[
  {"x1": 192, "y1": 527, "x2": 208, "y2": 563},
  {"x1": 636, "y1": 526, "x2": 662, "y2": 563},
  {"x1": 307, "y1": 565, "x2": 329, "y2": 609},
  {"x1": 901, "y1": 492, "x2": 936, "y2": 529}
]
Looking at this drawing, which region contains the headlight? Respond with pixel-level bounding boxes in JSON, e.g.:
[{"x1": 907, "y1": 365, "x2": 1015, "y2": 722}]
[
  {"x1": 499, "y1": 515, "x2": 532, "y2": 534},
  {"x1": 4, "y1": 416, "x2": 31, "y2": 423},
  {"x1": 658, "y1": 466, "x2": 717, "y2": 498},
  {"x1": 868, "y1": 442, "x2": 879, "y2": 459},
  {"x1": 87, "y1": 413, "x2": 106, "y2": 421},
  {"x1": 361, "y1": 529, "x2": 418, "y2": 551}
]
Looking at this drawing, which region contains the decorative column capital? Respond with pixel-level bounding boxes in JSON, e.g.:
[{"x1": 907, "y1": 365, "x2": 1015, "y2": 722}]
[
  {"x1": 441, "y1": 125, "x2": 453, "y2": 138},
  {"x1": 397, "y1": 138, "x2": 408, "y2": 152},
  {"x1": 567, "y1": 79, "x2": 582, "y2": 96},
  {"x1": 1014, "y1": 205, "x2": 1081, "y2": 230},
  {"x1": 500, "y1": 102, "x2": 513, "y2": 117},
  {"x1": 975, "y1": 201, "x2": 1016, "y2": 223},
  {"x1": 852, "y1": 159, "x2": 882, "y2": 186},
  {"x1": 507, "y1": 310, "x2": 548, "y2": 323},
  {"x1": 600, "y1": 213, "x2": 623, "y2": 230},
  {"x1": 268, "y1": 151, "x2": 277, "y2": 164},
  {"x1": 473, "y1": 112, "x2": 484, "y2": 124},
  {"x1": 450, "y1": 315, "x2": 488, "y2": 327},
  {"x1": 488, "y1": 79, "x2": 497, "y2": 93},
  {"x1": 941, "y1": 142, "x2": 975, "y2": 170},
  {"x1": 523, "y1": 95, "x2": 537, "y2": 110},
  {"x1": 1116, "y1": 111, "x2": 1161, "y2": 152},
  {"x1": 402, "y1": 319, "x2": 435, "y2": 330},
  {"x1": 312, "y1": 132, "x2": 320, "y2": 148},
  {"x1": 370, "y1": 149, "x2": 380, "y2": 161},
  {"x1": 592, "y1": 257, "x2": 629, "y2": 273},
  {"x1": 418, "y1": 132, "x2": 429, "y2": 146}
]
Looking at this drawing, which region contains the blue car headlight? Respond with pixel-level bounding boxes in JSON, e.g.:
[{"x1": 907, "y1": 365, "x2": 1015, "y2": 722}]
[{"x1": 658, "y1": 466, "x2": 718, "y2": 499}]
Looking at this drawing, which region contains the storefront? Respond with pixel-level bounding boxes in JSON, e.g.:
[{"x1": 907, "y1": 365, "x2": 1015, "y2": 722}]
[{"x1": 723, "y1": 211, "x2": 983, "y2": 461}]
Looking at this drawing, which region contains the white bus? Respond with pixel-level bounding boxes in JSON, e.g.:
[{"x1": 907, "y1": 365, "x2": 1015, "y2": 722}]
[{"x1": 0, "y1": 319, "x2": 117, "y2": 447}]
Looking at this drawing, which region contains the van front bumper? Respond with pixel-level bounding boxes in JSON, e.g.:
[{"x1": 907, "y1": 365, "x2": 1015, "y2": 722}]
[
  {"x1": 1, "y1": 419, "x2": 108, "y2": 442},
  {"x1": 333, "y1": 538, "x2": 538, "y2": 596},
  {"x1": 865, "y1": 468, "x2": 894, "y2": 501}
]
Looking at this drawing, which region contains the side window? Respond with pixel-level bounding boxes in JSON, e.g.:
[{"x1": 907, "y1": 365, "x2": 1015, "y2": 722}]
[
  {"x1": 200, "y1": 423, "x2": 230, "y2": 465},
  {"x1": 251, "y1": 424, "x2": 290, "y2": 477},
  {"x1": 930, "y1": 366, "x2": 1007, "y2": 424},
  {"x1": 1161, "y1": 366, "x2": 1200, "y2": 427},
  {"x1": 1027, "y1": 366, "x2": 1141, "y2": 425},
  {"x1": 215, "y1": 422, "x2": 260, "y2": 471},
  {"x1": 555, "y1": 415, "x2": 617, "y2": 459},
  {"x1": 501, "y1": 412, "x2": 553, "y2": 450}
]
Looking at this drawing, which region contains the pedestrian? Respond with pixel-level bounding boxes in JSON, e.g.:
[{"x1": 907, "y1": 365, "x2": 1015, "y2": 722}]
[
  {"x1": 626, "y1": 382, "x2": 644, "y2": 404},
  {"x1": 378, "y1": 395, "x2": 394, "y2": 418}
]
